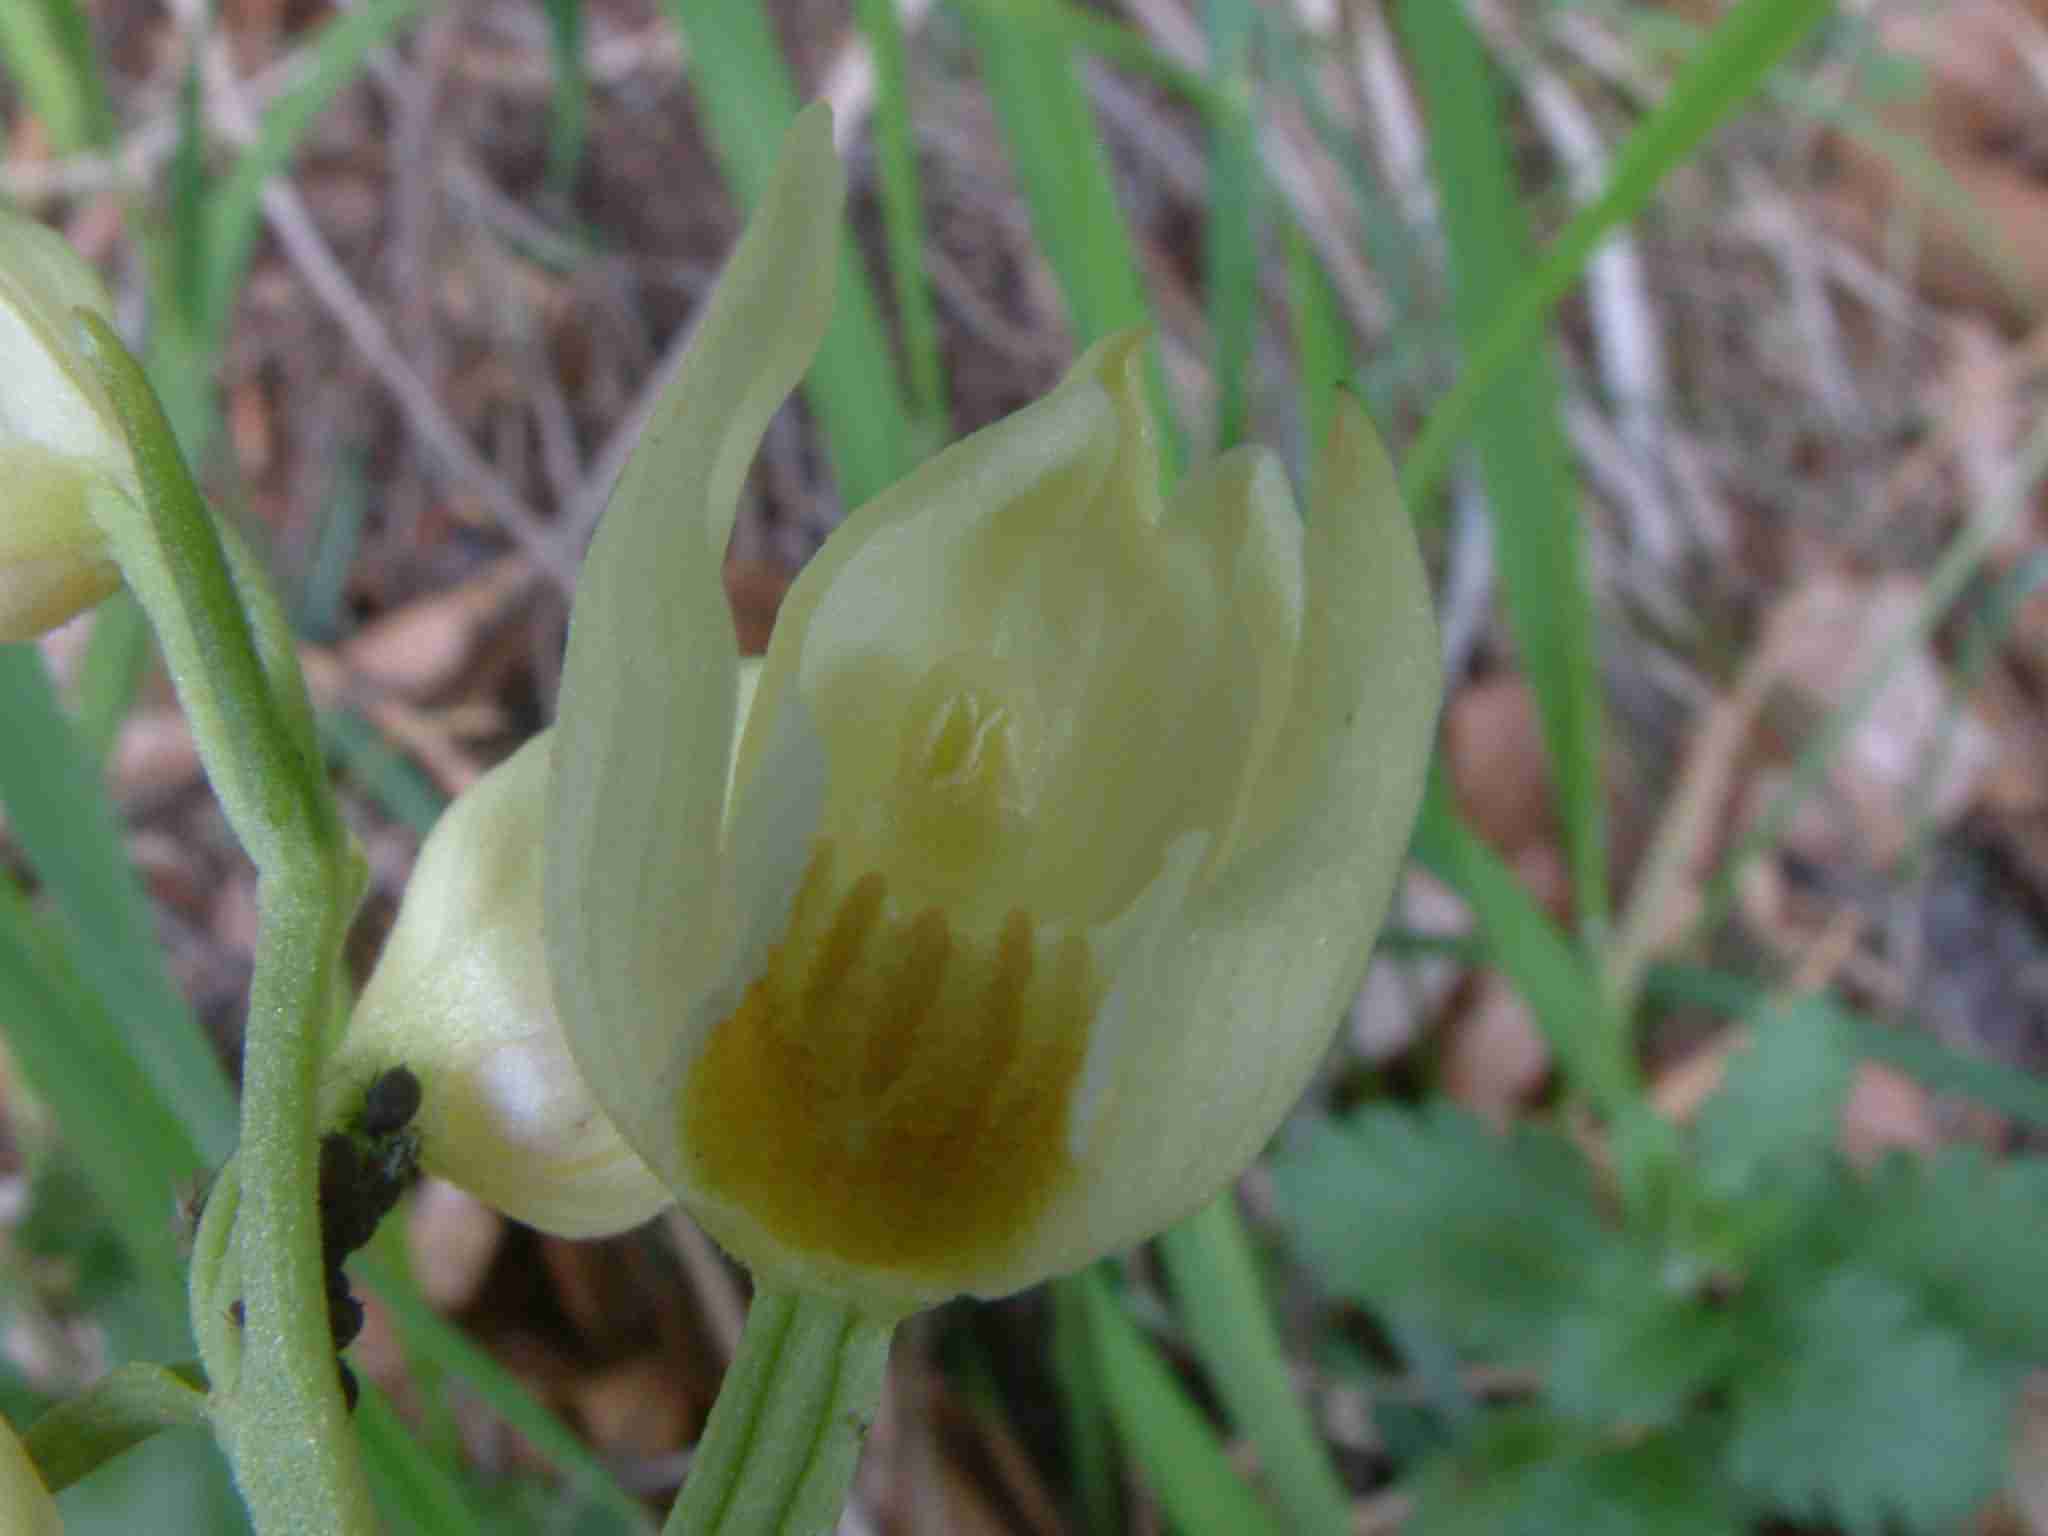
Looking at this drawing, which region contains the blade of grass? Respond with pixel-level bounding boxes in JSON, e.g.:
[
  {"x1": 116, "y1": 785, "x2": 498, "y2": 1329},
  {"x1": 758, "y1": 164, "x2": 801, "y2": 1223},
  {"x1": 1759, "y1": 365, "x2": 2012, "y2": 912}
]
[
  {"x1": 0, "y1": 0, "x2": 112, "y2": 151},
  {"x1": 355, "y1": 1382, "x2": 507, "y2": 1535},
  {"x1": 1624, "y1": 6, "x2": 2032, "y2": 314},
  {"x1": 1287, "y1": 222, "x2": 1348, "y2": 485},
  {"x1": 71, "y1": 596, "x2": 154, "y2": 763},
  {"x1": 1048, "y1": 1276, "x2": 1121, "y2": 1536},
  {"x1": 1410, "y1": 772, "x2": 1632, "y2": 1119},
  {"x1": 0, "y1": 646, "x2": 238, "y2": 1158},
  {"x1": 1400, "y1": 0, "x2": 1835, "y2": 509},
  {"x1": 319, "y1": 711, "x2": 446, "y2": 838},
  {"x1": 1899, "y1": 550, "x2": 2048, "y2": 877},
  {"x1": 1693, "y1": 412, "x2": 2048, "y2": 942},
  {"x1": 855, "y1": 0, "x2": 947, "y2": 452},
  {"x1": 955, "y1": 0, "x2": 1183, "y2": 470},
  {"x1": 960, "y1": 0, "x2": 1219, "y2": 108},
  {"x1": 1157, "y1": 1196, "x2": 1351, "y2": 1536},
  {"x1": 1077, "y1": 1270, "x2": 1285, "y2": 1536},
  {"x1": 1203, "y1": 0, "x2": 1260, "y2": 450},
  {"x1": 664, "y1": 0, "x2": 914, "y2": 507},
  {"x1": 199, "y1": 0, "x2": 430, "y2": 343},
  {"x1": 357, "y1": 1243, "x2": 654, "y2": 1534},
  {"x1": 1643, "y1": 964, "x2": 2048, "y2": 1132},
  {"x1": 294, "y1": 445, "x2": 373, "y2": 645},
  {"x1": 1399, "y1": 0, "x2": 1610, "y2": 937},
  {"x1": 540, "y1": 0, "x2": 589, "y2": 201},
  {"x1": 1257, "y1": 10, "x2": 1426, "y2": 329},
  {"x1": 0, "y1": 881, "x2": 195, "y2": 1321}
]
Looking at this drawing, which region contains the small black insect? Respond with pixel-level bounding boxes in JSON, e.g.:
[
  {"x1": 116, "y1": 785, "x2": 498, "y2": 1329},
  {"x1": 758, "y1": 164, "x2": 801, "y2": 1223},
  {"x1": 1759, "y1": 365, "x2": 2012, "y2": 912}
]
[
  {"x1": 358, "y1": 1066, "x2": 422, "y2": 1140},
  {"x1": 328, "y1": 1288, "x2": 365, "y2": 1353},
  {"x1": 299, "y1": 1063, "x2": 427, "y2": 1416},
  {"x1": 318, "y1": 1132, "x2": 381, "y2": 1259}
]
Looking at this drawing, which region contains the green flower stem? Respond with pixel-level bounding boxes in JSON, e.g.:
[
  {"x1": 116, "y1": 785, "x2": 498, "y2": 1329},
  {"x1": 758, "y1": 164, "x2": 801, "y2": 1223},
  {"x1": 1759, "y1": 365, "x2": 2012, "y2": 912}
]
[
  {"x1": 24, "y1": 1362, "x2": 210, "y2": 1493},
  {"x1": 666, "y1": 1289, "x2": 894, "y2": 1536},
  {"x1": 77, "y1": 317, "x2": 374, "y2": 1534},
  {"x1": 75, "y1": 313, "x2": 332, "y2": 872}
]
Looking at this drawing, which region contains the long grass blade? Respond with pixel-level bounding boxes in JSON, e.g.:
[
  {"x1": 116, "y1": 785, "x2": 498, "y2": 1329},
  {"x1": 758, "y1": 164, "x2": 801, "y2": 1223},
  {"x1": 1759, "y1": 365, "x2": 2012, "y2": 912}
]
[
  {"x1": 855, "y1": 0, "x2": 947, "y2": 448},
  {"x1": 540, "y1": 0, "x2": 589, "y2": 200},
  {"x1": 664, "y1": 0, "x2": 915, "y2": 507},
  {"x1": 0, "y1": 0, "x2": 112, "y2": 151},
  {"x1": 1157, "y1": 1196, "x2": 1351, "y2": 1536},
  {"x1": 200, "y1": 0, "x2": 430, "y2": 341},
  {"x1": 1078, "y1": 1271, "x2": 1285, "y2": 1536},
  {"x1": 1411, "y1": 773, "x2": 1631, "y2": 1119},
  {"x1": 1203, "y1": 0, "x2": 1260, "y2": 450},
  {"x1": 1400, "y1": 0, "x2": 1834, "y2": 508},
  {"x1": 0, "y1": 647, "x2": 238, "y2": 1158},
  {"x1": 0, "y1": 882, "x2": 195, "y2": 1319},
  {"x1": 1399, "y1": 0, "x2": 1610, "y2": 934},
  {"x1": 955, "y1": 0, "x2": 1182, "y2": 468},
  {"x1": 358, "y1": 1245, "x2": 654, "y2": 1533}
]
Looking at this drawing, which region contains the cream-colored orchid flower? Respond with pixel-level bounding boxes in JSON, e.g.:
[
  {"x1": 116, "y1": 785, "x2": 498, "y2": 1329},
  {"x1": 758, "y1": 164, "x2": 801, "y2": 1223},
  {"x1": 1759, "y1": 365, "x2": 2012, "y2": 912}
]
[
  {"x1": 329, "y1": 733, "x2": 670, "y2": 1238},
  {"x1": 0, "y1": 209, "x2": 129, "y2": 639},
  {"x1": 0, "y1": 1411, "x2": 62, "y2": 1535},
  {"x1": 538, "y1": 105, "x2": 1439, "y2": 1318}
]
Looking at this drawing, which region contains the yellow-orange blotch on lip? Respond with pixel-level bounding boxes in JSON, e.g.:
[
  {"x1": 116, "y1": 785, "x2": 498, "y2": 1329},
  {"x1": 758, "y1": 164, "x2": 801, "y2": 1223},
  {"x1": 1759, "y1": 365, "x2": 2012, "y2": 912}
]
[{"x1": 683, "y1": 841, "x2": 1096, "y2": 1277}]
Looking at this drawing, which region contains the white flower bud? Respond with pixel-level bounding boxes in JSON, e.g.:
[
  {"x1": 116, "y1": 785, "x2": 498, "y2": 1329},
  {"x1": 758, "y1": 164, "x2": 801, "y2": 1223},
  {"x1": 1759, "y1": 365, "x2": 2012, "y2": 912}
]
[
  {"x1": 0, "y1": 209, "x2": 130, "y2": 639},
  {"x1": 332, "y1": 735, "x2": 669, "y2": 1238}
]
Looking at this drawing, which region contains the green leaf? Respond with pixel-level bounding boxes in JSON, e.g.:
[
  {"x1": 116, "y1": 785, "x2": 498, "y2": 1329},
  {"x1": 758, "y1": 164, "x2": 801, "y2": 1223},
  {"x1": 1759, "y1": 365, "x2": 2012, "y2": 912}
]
[
  {"x1": 1856, "y1": 1147, "x2": 2048, "y2": 1362},
  {"x1": 24, "y1": 1362, "x2": 208, "y2": 1493},
  {"x1": 1276, "y1": 1103, "x2": 1613, "y2": 1361},
  {"x1": 1545, "y1": 1250, "x2": 1741, "y2": 1427},
  {"x1": 1693, "y1": 997, "x2": 1854, "y2": 1241},
  {"x1": 1408, "y1": 1410, "x2": 1741, "y2": 1536},
  {"x1": 1727, "y1": 1266, "x2": 2013, "y2": 1535}
]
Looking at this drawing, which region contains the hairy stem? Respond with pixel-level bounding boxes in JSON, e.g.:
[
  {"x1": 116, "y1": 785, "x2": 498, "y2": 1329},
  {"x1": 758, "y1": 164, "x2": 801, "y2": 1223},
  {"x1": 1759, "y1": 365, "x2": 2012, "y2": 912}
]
[{"x1": 79, "y1": 317, "x2": 373, "y2": 1534}]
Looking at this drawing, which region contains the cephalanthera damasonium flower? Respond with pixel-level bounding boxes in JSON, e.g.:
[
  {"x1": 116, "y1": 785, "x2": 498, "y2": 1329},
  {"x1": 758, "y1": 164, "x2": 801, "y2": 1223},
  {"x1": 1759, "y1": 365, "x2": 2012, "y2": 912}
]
[
  {"x1": 0, "y1": 209, "x2": 131, "y2": 639},
  {"x1": 358, "y1": 105, "x2": 1438, "y2": 1316}
]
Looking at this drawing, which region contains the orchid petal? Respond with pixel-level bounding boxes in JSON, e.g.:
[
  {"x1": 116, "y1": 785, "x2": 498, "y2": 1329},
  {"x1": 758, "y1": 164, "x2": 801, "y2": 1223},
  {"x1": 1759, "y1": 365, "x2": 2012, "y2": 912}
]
[{"x1": 546, "y1": 105, "x2": 843, "y2": 1188}]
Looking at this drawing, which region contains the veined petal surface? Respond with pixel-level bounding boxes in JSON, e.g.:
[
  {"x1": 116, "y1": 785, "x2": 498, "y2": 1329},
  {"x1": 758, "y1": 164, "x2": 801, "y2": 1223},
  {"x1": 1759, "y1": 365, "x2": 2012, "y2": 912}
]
[
  {"x1": 995, "y1": 396, "x2": 1439, "y2": 1294},
  {"x1": 545, "y1": 105, "x2": 843, "y2": 1191},
  {"x1": 669, "y1": 345, "x2": 1429, "y2": 1310}
]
